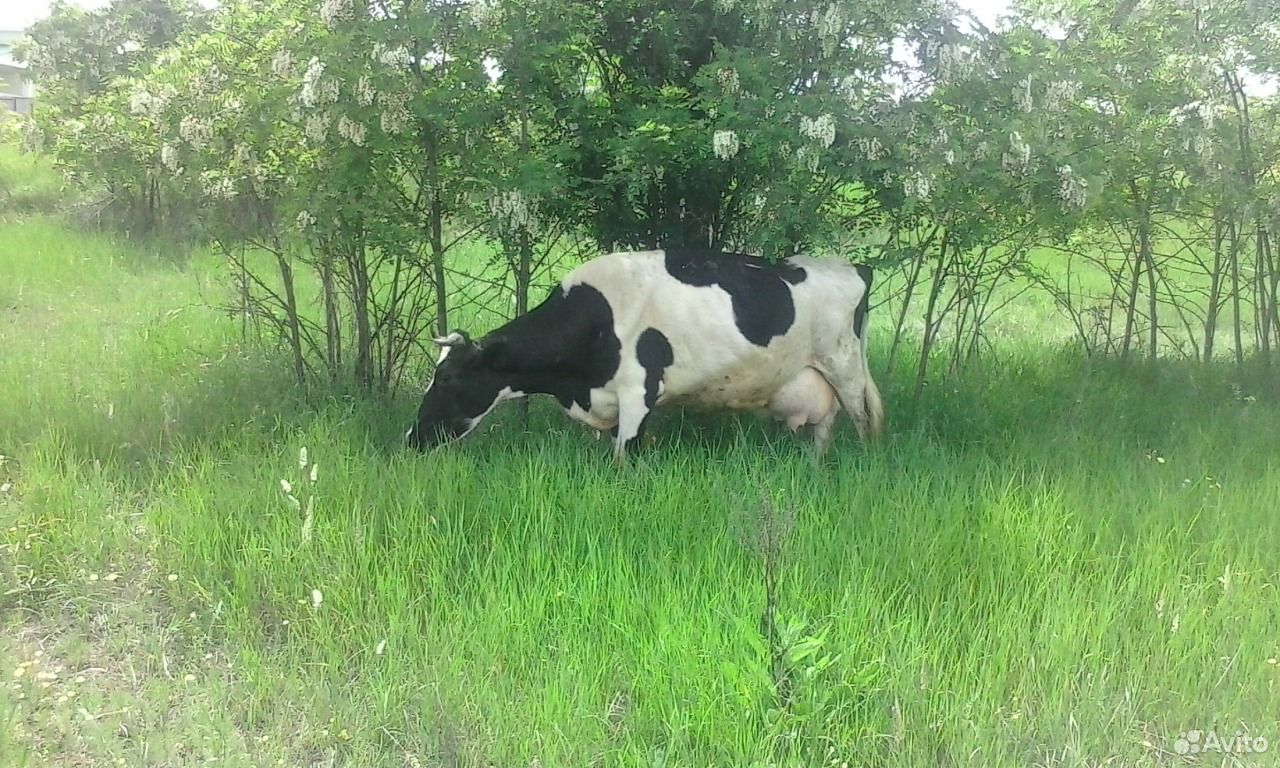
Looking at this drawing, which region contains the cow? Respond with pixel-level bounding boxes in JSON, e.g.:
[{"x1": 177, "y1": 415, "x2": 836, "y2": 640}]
[{"x1": 405, "y1": 248, "x2": 883, "y2": 460}]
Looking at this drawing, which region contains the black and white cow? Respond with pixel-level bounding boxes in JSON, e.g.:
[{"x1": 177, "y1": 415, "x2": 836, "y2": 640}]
[{"x1": 406, "y1": 248, "x2": 883, "y2": 459}]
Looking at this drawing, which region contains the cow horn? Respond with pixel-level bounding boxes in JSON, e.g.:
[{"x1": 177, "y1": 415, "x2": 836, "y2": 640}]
[{"x1": 432, "y1": 331, "x2": 469, "y2": 347}]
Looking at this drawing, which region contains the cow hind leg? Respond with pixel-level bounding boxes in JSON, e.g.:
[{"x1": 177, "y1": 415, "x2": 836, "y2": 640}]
[
  {"x1": 824, "y1": 344, "x2": 878, "y2": 442},
  {"x1": 811, "y1": 402, "x2": 838, "y2": 458}
]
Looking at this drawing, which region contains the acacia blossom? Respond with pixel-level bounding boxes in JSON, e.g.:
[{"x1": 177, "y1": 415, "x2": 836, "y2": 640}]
[
  {"x1": 160, "y1": 144, "x2": 182, "y2": 175},
  {"x1": 488, "y1": 189, "x2": 537, "y2": 233},
  {"x1": 320, "y1": 0, "x2": 353, "y2": 28},
  {"x1": 301, "y1": 58, "x2": 339, "y2": 108},
  {"x1": 372, "y1": 43, "x2": 412, "y2": 69},
  {"x1": 337, "y1": 116, "x2": 367, "y2": 146},
  {"x1": 305, "y1": 112, "x2": 331, "y2": 143},
  {"x1": 378, "y1": 90, "x2": 411, "y2": 135},
  {"x1": 271, "y1": 50, "x2": 295, "y2": 79},
  {"x1": 355, "y1": 76, "x2": 376, "y2": 107},
  {"x1": 178, "y1": 115, "x2": 212, "y2": 150},
  {"x1": 717, "y1": 67, "x2": 740, "y2": 95},
  {"x1": 712, "y1": 129, "x2": 740, "y2": 160},
  {"x1": 856, "y1": 136, "x2": 885, "y2": 161},
  {"x1": 1057, "y1": 164, "x2": 1087, "y2": 208},
  {"x1": 799, "y1": 114, "x2": 836, "y2": 148}
]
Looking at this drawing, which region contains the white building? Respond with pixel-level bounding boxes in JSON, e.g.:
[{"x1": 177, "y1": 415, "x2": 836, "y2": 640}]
[{"x1": 0, "y1": 29, "x2": 35, "y2": 114}]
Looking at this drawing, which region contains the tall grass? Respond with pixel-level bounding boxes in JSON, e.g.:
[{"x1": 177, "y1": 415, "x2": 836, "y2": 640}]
[{"x1": 1, "y1": 146, "x2": 1278, "y2": 767}]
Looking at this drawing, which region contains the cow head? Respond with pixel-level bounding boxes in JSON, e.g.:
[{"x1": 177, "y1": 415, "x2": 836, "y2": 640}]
[{"x1": 406, "y1": 331, "x2": 521, "y2": 450}]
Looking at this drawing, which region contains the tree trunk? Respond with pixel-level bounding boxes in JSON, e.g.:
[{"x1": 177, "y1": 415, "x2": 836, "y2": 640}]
[
  {"x1": 1229, "y1": 218, "x2": 1244, "y2": 368},
  {"x1": 913, "y1": 232, "x2": 951, "y2": 400},
  {"x1": 1142, "y1": 220, "x2": 1158, "y2": 360},
  {"x1": 350, "y1": 238, "x2": 373, "y2": 389},
  {"x1": 321, "y1": 253, "x2": 341, "y2": 380},
  {"x1": 887, "y1": 224, "x2": 937, "y2": 372},
  {"x1": 1203, "y1": 211, "x2": 1224, "y2": 362},
  {"x1": 274, "y1": 251, "x2": 306, "y2": 387}
]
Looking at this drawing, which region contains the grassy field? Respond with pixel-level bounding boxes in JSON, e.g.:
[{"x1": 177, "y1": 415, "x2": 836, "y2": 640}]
[{"x1": 2, "y1": 145, "x2": 1279, "y2": 767}]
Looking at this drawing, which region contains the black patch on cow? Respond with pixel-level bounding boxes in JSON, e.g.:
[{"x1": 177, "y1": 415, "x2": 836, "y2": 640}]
[
  {"x1": 662, "y1": 248, "x2": 806, "y2": 347},
  {"x1": 636, "y1": 328, "x2": 674, "y2": 409},
  {"x1": 854, "y1": 264, "x2": 873, "y2": 338},
  {"x1": 483, "y1": 282, "x2": 622, "y2": 414}
]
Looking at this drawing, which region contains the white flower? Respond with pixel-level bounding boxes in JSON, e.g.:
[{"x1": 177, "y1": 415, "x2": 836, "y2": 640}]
[
  {"x1": 717, "y1": 67, "x2": 740, "y2": 95},
  {"x1": 1002, "y1": 131, "x2": 1031, "y2": 173},
  {"x1": 199, "y1": 171, "x2": 237, "y2": 200},
  {"x1": 305, "y1": 112, "x2": 331, "y2": 143},
  {"x1": 1015, "y1": 76, "x2": 1034, "y2": 113},
  {"x1": 802, "y1": 146, "x2": 821, "y2": 172},
  {"x1": 471, "y1": 0, "x2": 500, "y2": 27},
  {"x1": 937, "y1": 43, "x2": 971, "y2": 81},
  {"x1": 712, "y1": 129, "x2": 740, "y2": 160},
  {"x1": 944, "y1": 149, "x2": 955, "y2": 165},
  {"x1": 799, "y1": 114, "x2": 836, "y2": 148},
  {"x1": 488, "y1": 189, "x2": 536, "y2": 232},
  {"x1": 190, "y1": 67, "x2": 226, "y2": 98},
  {"x1": 129, "y1": 90, "x2": 157, "y2": 118},
  {"x1": 320, "y1": 0, "x2": 353, "y2": 28},
  {"x1": 1196, "y1": 101, "x2": 1216, "y2": 129},
  {"x1": 160, "y1": 144, "x2": 182, "y2": 175},
  {"x1": 855, "y1": 136, "x2": 885, "y2": 161},
  {"x1": 818, "y1": 4, "x2": 843, "y2": 57},
  {"x1": 378, "y1": 90, "x2": 411, "y2": 134},
  {"x1": 372, "y1": 44, "x2": 412, "y2": 69},
  {"x1": 232, "y1": 143, "x2": 255, "y2": 169},
  {"x1": 1045, "y1": 80, "x2": 1080, "y2": 111},
  {"x1": 337, "y1": 116, "x2": 366, "y2": 146},
  {"x1": 1057, "y1": 164, "x2": 1088, "y2": 208},
  {"x1": 301, "y1": 58, "x2": 338, "y2": 108},
  {"x1": 355, "y1": 76, "x2": 376, "y2": 106},
  {"x1": 271, "y1": 50, "x2": 295, "y2": 79},
  {"x1": 178, "y1": 115, "x2": 212, "y2": 150},
  {"x1": 903, "y1": 169, "x2": 931, "y2": 199}
]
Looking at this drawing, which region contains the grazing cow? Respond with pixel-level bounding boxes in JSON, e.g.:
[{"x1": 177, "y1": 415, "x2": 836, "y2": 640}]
[{"x1": 406, "y1": 248, "x2": 883, "y2": 459}]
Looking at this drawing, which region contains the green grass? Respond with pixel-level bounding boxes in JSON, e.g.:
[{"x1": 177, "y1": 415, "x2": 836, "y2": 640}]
[{"x1": 2, "y1": 148, "x2": 1279, "y2": 767}]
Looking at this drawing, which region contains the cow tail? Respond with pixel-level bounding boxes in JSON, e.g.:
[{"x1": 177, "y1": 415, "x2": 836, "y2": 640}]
[{"x1": 857, "y1": 267, "x2": 884, "y2": 437}]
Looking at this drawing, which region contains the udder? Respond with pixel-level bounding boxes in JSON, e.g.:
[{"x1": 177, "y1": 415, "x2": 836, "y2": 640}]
[{"x1": 766, "y1": 367, "x2": 836, "y2": 432}]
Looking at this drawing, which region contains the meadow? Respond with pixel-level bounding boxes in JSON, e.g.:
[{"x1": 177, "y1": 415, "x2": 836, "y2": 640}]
[{"x1": 2, "y1": 145, "x2": 1279, "y2": 767}]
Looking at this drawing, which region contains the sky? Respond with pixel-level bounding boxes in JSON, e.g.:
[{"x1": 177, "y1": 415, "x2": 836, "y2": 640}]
[{"x1": 0, "y1": 0, "x2": 1014, "y2": 32}]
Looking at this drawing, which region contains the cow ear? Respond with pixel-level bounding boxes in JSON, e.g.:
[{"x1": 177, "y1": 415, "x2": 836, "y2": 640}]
[{"x1": 432, "y1": 330, "x2": 470, "y2": 348}]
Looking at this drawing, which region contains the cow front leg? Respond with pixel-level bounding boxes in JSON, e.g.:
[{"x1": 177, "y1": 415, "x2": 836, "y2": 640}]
[{"x1": 611, "y1": 393, "x2": 651, "y2": 463}]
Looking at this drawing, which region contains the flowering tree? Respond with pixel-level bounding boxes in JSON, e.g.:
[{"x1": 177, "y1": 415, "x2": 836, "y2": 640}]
[
  {"x1": 14, "y1": 0, "x2": 1280, "y2": 395},
  {"x1": 16, "y1": 0, "x2": 209, "y2": 230}
]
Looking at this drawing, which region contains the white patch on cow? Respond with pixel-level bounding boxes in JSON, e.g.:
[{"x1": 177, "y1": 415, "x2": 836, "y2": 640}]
[
  {"x1": 459, "y1": 386, "x2": 524, "y2": 439},
  {"x1": 418, "y1": 343, "x2": 454, "y2": 398},
  {"x1": 565, "y1": 394, "x2": 619, "y2": 435}
]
